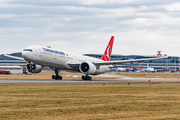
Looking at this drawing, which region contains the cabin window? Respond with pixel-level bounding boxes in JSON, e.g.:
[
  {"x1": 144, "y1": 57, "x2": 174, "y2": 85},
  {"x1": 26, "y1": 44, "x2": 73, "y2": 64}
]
[{"x1": 23, "y1": 49, "x2": 33, "y2": 52}]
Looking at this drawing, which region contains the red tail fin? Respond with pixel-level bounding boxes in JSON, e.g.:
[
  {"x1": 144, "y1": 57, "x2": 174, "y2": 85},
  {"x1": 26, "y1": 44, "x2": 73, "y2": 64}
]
[{"x1": 101, "y1": 36, "x2": 114, "y2": 61}]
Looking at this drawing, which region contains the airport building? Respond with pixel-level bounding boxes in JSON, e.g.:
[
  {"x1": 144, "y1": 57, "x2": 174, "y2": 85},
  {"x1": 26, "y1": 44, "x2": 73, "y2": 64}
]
[
  {"x1": 0, "y1": 66, "x2": 23, "y2": 74},
  {"x1": 0, "y1": 53, "x2": 26, "y2": 66},
  {"x1": 0, "y1": 52, "x2": 180, "y2": 72}
]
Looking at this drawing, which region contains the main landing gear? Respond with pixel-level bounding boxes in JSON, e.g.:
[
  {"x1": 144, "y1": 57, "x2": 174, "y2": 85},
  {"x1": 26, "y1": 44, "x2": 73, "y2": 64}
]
[
  {"x1": 82, "y1": 75, "x2": 92, "y2": 81},
  {"x1": 52, "y1": 69, "x2": 62, "y2": 80}
]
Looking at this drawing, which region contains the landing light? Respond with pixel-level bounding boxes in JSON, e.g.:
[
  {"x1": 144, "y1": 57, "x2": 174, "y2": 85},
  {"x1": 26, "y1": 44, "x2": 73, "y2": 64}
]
[{"x1": 67, "y1": 62, "x2": 71, "y2": 65}]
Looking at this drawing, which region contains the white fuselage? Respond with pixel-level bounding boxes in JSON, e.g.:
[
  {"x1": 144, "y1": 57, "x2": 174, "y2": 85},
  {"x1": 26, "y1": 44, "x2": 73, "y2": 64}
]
[
  {"x1": 22, "y1": 45, "x2": 112, "y2": 75},
  {"x1": 145, "y1": 67, "x2": 156, "y2": 72}
]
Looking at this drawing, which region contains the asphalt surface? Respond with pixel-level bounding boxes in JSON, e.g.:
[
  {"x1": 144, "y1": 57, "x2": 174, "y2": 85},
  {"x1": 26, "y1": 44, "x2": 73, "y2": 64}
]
[{"x1": 1, "y1": 78, "x2": 180, "y2": 84}]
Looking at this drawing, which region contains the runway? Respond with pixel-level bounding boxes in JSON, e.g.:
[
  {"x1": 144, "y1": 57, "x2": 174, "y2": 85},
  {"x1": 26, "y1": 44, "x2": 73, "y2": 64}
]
[{"x1": 1, "y1": 78, "x2": 180, "y2": 84}]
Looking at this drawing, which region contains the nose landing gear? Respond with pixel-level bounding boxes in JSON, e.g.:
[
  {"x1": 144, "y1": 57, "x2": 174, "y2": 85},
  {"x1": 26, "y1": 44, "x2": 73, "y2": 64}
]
[{"x1": 27, "y1": 62, "x2": 33, "y2": 72}]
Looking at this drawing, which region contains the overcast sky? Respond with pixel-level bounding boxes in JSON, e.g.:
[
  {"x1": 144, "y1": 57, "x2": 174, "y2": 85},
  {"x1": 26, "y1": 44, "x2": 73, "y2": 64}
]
[{"x1": 0, "y1": 0, "x2": 180, "y2": 56}]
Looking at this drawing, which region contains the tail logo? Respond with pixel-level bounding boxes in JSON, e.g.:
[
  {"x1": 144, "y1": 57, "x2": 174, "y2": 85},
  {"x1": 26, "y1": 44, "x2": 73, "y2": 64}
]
[{"x1": 105, "y1": 45, "x2": 111, "y2": 60}]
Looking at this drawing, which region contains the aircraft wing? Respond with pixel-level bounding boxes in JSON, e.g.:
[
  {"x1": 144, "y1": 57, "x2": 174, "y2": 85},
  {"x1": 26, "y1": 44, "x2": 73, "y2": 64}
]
[
  {"x1": 68, "y1": 63, "x2": 139, "y2": 69},
  {"x1": 93, "y1": 56, "x2": 168, "y2": 66},
  {"x1": 68, "y1": 57, "x2": 167, "y2": 68}
]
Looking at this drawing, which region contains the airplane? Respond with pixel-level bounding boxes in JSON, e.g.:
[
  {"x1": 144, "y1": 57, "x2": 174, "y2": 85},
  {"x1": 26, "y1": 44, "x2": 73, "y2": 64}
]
[
  {"x1": 22, "y1": 36, "x2": 167, "y2": 81},
  {"x1": 116, "y1": 67, "x2": 131, "y2": 72},
  {"x1": 144, "y1": 64, "x2": 156, "y2": 72}
]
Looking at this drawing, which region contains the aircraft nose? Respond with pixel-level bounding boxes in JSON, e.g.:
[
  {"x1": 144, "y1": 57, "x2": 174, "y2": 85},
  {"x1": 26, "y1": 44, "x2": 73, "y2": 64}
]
[
  {"x1": 22, "y1": 51, "x2": 28, "y2": 59},
  {"x1": 22, "y1": 51, "x2": 26, "y2": 58}
]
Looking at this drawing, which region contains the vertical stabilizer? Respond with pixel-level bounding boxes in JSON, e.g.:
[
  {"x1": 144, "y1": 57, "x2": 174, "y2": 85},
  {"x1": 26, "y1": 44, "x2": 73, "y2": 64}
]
[{"x1": 101, "y1": 36, "x2": 114, "y2": 61}]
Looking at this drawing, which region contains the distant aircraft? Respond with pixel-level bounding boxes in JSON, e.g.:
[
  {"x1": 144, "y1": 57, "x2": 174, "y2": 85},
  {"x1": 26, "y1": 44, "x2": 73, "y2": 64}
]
[
  {"x1": 144, "y1": 64, "x2": 156, "y2": 72},
  {"x1": 117, "y1": 67, "x2": 131, "y2": 72},
  {"x1": 22, "y1": 36, "x2": 166, "y2": 80}
]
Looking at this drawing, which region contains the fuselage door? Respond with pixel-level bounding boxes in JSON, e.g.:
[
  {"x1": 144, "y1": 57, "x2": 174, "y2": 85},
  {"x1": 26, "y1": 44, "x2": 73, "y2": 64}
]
[
  {"x1": 54, "y1": 53, "x2": 57, "y2": 60},
  {"x1": 39, "y1": 49, "x2": 43, "y2": 57},
  {"x1": 34, "y1": 50, "x2": 38, "y2": 57}
]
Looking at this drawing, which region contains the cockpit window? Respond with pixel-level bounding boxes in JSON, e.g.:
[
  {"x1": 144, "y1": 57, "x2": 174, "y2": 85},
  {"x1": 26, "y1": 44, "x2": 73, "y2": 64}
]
[{"x1": 23, "y1": 49, "x2": 33, "y2": 52}]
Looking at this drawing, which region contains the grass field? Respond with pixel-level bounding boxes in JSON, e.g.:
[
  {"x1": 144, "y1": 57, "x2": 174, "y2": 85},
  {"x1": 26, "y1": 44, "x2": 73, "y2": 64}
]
[{"x1": 1, "y1": 83, "x2": 180, "y2": 120}]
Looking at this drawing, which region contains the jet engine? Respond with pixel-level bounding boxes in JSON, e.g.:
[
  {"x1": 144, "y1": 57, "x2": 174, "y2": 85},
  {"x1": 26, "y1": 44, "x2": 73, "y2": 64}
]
[
  {"x1": 27, "y1": 64, "x2": 42, "y2": 73},
  {"x1": 79, "y1": 62, "x2": 96, "y2": 75}
]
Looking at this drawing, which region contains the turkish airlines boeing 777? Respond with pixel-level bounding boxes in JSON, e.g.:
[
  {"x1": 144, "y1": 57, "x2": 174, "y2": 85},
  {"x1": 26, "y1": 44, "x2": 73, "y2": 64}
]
[{"x1": 22, "y1": 36, "x2": 166, "y2": 80}]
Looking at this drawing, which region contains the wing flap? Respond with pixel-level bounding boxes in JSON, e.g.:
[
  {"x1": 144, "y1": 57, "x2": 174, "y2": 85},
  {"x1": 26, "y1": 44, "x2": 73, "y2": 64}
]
[{"x1": 109, "y1": 64, "x2": 141, "y2": 68}]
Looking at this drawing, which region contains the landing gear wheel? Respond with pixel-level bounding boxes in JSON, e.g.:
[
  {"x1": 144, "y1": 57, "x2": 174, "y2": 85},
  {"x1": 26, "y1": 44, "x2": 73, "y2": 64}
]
[
  {"x1": 82, "y1": 76, "x2": 85, "y2": 80},
  {"x1": 52, "y1": 70, "x2": 62, "y2": 80},
  {"x1": 52, "y1": 75, "x2": 55, "y2": 79},
  {"x1": 82, "y1": 75, "x2": 92, "y2": 81},
  {"x1": 52, "y1": 75, "x2": 62, "y2": 80}
]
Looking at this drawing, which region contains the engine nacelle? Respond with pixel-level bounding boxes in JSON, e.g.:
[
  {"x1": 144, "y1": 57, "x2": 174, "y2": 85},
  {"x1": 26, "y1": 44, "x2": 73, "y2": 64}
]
[
  {"x1": 79, "y1": 62, "x2": 96, "y2": 75},
  {"x1": 27, "y1": 64, "x2": 42, "y2": 73}
]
